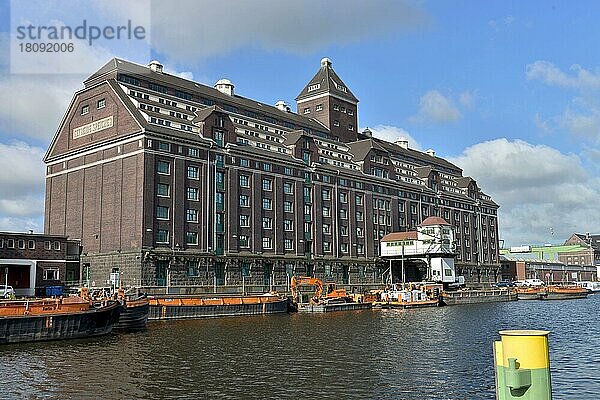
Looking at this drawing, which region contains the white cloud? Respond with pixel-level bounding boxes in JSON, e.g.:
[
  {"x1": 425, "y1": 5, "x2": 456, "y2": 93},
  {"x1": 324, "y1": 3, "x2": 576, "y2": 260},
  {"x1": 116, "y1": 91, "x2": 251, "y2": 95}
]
[
  {"x1": 149, "y1": 0, "x2": 429, "y2": 64},
  {"x1": 559, "y1": 98, "x2": 600, "y2": 140},
  {"x1": 368, "y1": 125, "x2": 422, "y2": 150},
  {"x1": 0, "y1": 141, "x2": 45, "y2": 231},
  {"x1": 449, "y1": 138, "x2": 600, "y2": 246},
  {"x1": 411, "y1": 90, "x2": 462, "y2": 123},
  {"x1": 526, "y1": 60, "x2": 600, "y2": 90},
  {"x1": 0, "y1": 75, "x2": 83, "y2": 141}
]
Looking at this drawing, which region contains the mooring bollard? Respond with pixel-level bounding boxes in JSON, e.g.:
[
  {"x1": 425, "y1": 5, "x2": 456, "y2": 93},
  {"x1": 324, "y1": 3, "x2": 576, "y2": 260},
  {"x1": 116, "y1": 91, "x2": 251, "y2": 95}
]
[{"x1": 494, "y1": 330, "x2": 552, "y2": 400}]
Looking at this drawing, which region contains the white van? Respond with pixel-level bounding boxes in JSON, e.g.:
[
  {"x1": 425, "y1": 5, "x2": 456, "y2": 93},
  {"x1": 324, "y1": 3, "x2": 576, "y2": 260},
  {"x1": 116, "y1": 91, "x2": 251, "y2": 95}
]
[{"x1": 524, "y1": 278, "x2": 545, "y2": 287}]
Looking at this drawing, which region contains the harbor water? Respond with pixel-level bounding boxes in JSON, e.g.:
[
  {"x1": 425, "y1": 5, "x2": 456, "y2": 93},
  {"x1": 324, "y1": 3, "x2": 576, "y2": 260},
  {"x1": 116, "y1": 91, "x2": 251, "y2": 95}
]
[{"x1": 1, "y1": 295, "x2": 598, "y2": 399}]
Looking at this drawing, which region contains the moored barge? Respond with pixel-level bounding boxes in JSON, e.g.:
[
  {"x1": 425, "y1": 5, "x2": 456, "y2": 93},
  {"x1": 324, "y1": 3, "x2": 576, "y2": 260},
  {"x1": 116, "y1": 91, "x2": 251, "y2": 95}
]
[
  {"x1": 148, "y1": 294, "x2": 289, "y2": 320},
  {"x1": 0, "y1": 297, "x2": 120, "y2": 344},
  {"x1": 114, "y1": 294, "x2": 150, "y2": 331},
  {"x1": 440, "y1": 289, "x2": 517, "y2": 305},
  {"x1": 543, "y1": 285, "x2": 588, "y2": 300}
]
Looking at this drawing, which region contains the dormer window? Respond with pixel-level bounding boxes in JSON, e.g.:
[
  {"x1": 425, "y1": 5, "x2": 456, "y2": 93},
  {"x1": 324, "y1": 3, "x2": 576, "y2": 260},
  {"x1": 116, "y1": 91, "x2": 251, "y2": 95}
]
[
  {"x1": 333, "y1": 104, "x2": 339, "y2": 111},
  {"x1": 81, "y1": 105, "x2": 89, "y2": 115},
  {"x1": 333, "y1": 120, "x2": 340, "y2": 127},
  {"x1": 315, "y1": 104, "x2": 323, "y2": 111},
  {"x1": 308, "y1": 83, "x2": 320, "y2": 92},
  {"x1": 303, "y1": 107, "x2": 311, "y2": 114}
]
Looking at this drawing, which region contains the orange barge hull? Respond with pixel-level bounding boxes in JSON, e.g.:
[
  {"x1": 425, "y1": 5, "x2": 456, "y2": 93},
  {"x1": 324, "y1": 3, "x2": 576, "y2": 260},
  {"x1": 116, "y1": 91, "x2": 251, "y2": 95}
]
[
  {"x1": 148, "y1": 295, "x2": 289, "y2": 320},
  {"x1": 0, "y1": 299, "x2": 120, "y2": 344}
]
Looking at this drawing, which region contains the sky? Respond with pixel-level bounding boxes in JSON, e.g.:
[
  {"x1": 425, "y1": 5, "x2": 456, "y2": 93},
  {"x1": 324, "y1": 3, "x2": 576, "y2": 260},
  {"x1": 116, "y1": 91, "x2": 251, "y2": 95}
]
[{"x1": 1, "y1": 0, "x2": 600, "y2": 247}]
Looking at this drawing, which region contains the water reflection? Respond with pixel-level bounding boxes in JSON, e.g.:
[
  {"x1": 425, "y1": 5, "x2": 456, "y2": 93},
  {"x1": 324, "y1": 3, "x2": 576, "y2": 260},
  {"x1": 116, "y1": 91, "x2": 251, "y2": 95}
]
[{"x1": 0, "y1": 296, "x2": 598, "y2": 399}]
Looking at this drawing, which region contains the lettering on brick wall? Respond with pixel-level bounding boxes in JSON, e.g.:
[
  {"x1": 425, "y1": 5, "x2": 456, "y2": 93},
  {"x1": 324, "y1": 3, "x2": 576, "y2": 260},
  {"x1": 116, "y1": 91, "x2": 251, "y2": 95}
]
[{"x1": 73, "y1": 116, "x2": 114, "y2": 139}]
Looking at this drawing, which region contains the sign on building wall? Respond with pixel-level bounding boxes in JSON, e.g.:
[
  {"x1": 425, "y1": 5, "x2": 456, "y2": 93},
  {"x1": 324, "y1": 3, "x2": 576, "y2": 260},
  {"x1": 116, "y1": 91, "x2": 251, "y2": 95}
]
[{"x1": 73, "y1": 116, "x2": 114, "y2": 139}]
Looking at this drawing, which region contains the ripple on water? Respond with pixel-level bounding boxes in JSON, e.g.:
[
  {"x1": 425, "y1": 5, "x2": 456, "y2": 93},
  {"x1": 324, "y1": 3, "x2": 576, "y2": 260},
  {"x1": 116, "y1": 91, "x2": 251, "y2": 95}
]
[{"x1": 0, "y1": 296, "x2": 599, "y2": 399}]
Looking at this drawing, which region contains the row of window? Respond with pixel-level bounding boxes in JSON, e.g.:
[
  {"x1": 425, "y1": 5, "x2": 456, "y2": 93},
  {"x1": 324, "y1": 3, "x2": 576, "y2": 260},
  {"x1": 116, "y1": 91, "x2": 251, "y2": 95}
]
[
  {"x1": 0, "y1": 239, "x2": 61, "y2": 250},
  {"x1": 80, "y1": 98, "x2": 106, "y2": 115}
]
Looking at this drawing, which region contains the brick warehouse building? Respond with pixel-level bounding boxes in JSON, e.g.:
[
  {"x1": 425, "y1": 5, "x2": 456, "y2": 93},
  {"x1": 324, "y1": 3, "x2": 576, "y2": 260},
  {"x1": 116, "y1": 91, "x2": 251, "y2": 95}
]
[{"x1": 44, "y1": 58, "x2": 500, "y2": 291}]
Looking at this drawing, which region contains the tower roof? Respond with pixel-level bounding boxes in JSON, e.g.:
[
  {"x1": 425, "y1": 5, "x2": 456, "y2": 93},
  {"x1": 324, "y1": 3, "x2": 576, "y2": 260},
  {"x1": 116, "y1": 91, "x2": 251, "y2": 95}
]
[{"x1": 296, "y1": 58, "x2": 358, "y2": 104}]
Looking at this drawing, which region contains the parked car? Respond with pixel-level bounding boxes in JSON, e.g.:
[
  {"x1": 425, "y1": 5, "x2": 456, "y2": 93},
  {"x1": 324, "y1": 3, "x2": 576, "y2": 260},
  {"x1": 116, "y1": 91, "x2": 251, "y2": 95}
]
[
  {"x1": 493, "y1": 281, "x2": 515, "y2": 288},
  {"x1": 0, "y1": 285, "x2": 15, "y2": 298},
  {"x1": 524, "y1": 279, "x2": 545, "y2": 287}
]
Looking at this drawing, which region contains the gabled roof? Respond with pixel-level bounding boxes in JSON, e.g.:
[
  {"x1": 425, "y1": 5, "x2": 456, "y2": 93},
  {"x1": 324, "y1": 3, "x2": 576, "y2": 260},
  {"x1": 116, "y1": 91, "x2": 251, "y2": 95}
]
[
  {"x1": 296, "y1": 58, "x2": 358, "y2": 104},
  {"x1": 373, "y1": 138, "x2": 462, "y2": 174},
  {"x1": 347, "y1": 138, "x2": 388, "y2": 161},
  {"x1": 456, "y1": 176, "x2": 474, "y2": 188},
  {"x1": 381, "y1": 231, "x2": 418, "y2": 242},
  {"x1": 86, "y1": 58, "x2": 328, "y2": 134},
  {"x1": 419, "y1": 216, "x2": 451, "y2": 227}
]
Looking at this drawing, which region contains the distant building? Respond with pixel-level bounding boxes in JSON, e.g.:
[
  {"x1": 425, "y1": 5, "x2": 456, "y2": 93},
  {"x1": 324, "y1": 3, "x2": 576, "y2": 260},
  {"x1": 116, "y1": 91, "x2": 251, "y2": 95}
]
[
  {"x1": 380, "y1": 216, "x2": 456, "y2": 284},
  {"x1": 0, "y1": 232, "x2": 81, "y2": 296},
  {"x1": 500, "y1": 238, "x2": 599, "y2": 282},
  {"x1": 44, "y1": 58, "x2": 499, "y2": 290}
]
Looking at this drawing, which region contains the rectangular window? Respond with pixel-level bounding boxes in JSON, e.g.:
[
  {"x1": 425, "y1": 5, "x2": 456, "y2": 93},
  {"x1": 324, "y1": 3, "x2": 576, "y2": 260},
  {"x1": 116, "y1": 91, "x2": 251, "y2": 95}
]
[
  {"x1": 357, "y1": 227, "x2": 364, "y2": 237},
  {"x1": 7, "y1": 239, "x2": 14, "y2": 248},
  {"x1": 81, "y1": 105, "x2": 89, "y2": 115},
  {"x1": 262, "y1": 178, "x2": 272, "y2": 191},
  {"x1": 97, "y1": 98, "x2": 106, "y2": 109},
  {"x1": 303, "y1": 107, "x2": 311, "y2": 114},
  {"x1": 157, "y1": 183, "x2": 170, "y2": 197},
  {"x1": 28, "y1": 240, "x2": 35, "y2": 249},
  {"x1": 187, "y1": 165, "x2": 199, "y2": 179},
  {"x1": 44, "y1": 241, "x2": 51, "y2": 250},
  {"x1": 53, "y1": 241, "x2": 61, "y2": 250},
  {"x1": 284, "y1": 219, "x2": 293, "y2": 231},
  {"x1": 356, "y1": 211, "x2": 364, "y2": 221},
  {"x1": 262, "y1": 237, "x2": 272, "y2": 249},
  {"x1": 315, "y1": 104, "x2": 323, "y2": 111},
  {"x1": 339, "y1": 192, "x2": 347, "y2": 203},
  {"x1": 262, "y1": 198, "x2": 272, "y2": 210},
  {"x1": 240, "y1": 158, "x2": 249, "y2": 167},
  {"x1": 17, "y1": 239, "x2": 25, "y2": 249},
  {"x1": 263, "y1": 163, "x2": 272, "y2": 172},
  {"x1": 43, "y1": 268, "x2": 59, "y2": 280},
  {"x1": 262, "y1": 217, "x2": 272, "y2": 229},
  {"x1": 239, "y1": 235, "x2": 249, "y2": 248},
  {"x1": 323, "y1": 224, "x2": 331, "y2": 234},
  {"x1": 355, "y1": 194, "x2": 363, "y2": 205},
  {"x1": 284, "y1": 238, "x2": 294, "y2": 250},
  {"x1": 340, "y1": 226, "x2": 348, "y2": 236},
  {"x1": 323, "y1": 206, "x2": 331, "y2": 217},
  {"x1": 240, "y1": 214, "x2": 250, "y2": 227},
  {"x1": 187, "y1": 260, "x2": 200, "y2": 277},
  {"x1": 323, "y1": 242, "x2": 331, "y2": 252},
  {"x1": 357, "y1": 244, "x2": 364, "y2": 254},
  {"x1": 158, "y1": 142, "x2": 171, "y2": 151},
  {"x1": 284, "y1": 201, "x2": 293, "y2": 212},
  {"x1": 157, "y1": 206, "x2": 169, "y2": 220},
  {"x1": 239, "y1": 175, "x2": 249, "y2": 188},
  {"x1": 157, "y1": 160, "x2": 170, "y2": 174},
  {"x1": 188, "y1": 148, "x2": 199, "y2": 158},
  {"x1": 340, "y1": 209, "x2": 347, "y2": 219},
  {"x1": 239, "y1": 195, "x2": 250, "y2": 207},
  {"x1": 341, "y1": 243, "x2": 348, "y2": 253},
  {"x1": 322, "y1": 189, "x2": 331, "y2": 201},
  {"x1": 284, "y1": 167, "x2": 293, "y2": 176},
  {"x1": 283, "y1": 182, "x2": 293, "y2": 194},
  {"x1": 156, "y1": 229, "x2": 169, "y2": 243},
  {"x1": 187, "y1": 187, "x2": 199, "y2": 201},
  {"x1": 186, "y1": 232, "x2": 198, "y2": 245},
  {"x1": 186, "y1": 209, "x2": 198, "y2": 223}
]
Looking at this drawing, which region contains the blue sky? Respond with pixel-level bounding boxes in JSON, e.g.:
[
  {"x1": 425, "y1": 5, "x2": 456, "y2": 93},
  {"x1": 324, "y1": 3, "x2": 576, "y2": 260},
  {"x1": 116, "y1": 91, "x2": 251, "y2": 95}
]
[{"x1": 1, "y1": 0, "x2": 600, "y2": 246}]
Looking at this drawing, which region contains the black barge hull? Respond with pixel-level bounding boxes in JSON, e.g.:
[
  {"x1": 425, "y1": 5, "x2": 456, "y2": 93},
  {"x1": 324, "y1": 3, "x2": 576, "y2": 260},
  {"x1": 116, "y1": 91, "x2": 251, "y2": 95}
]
[
  {"x1": 0, "y1": 301, "x2": 121, "y2": 344},
  {"x1": 114, "y1": 300, "x2": 150, "y2": 331}
]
